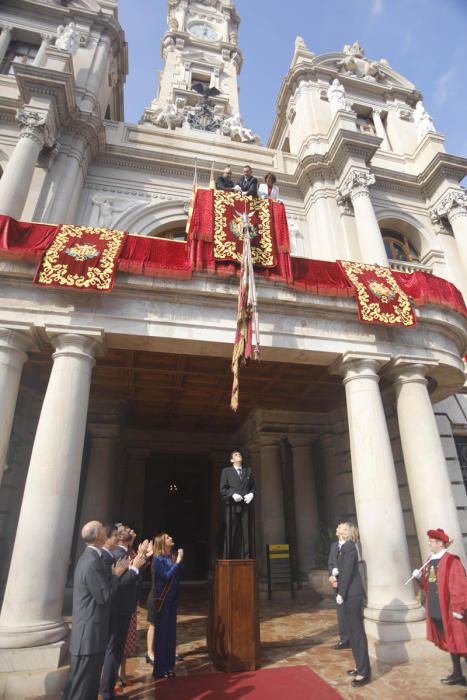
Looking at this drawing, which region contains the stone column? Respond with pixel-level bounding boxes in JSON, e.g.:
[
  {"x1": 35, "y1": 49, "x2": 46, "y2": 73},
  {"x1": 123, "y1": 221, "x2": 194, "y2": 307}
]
[
  {"x1": 288, "y1": 435, "x2": 319, "y2": 577},
  {"x1": 80, "y1": 33, "x2": 111, "y2": 112},
  {"x1": 47, "y1": 135, "x2": 87, "y2": 224},
  {"x1": 0, "y1": 326, "x2": 33, "y2": 483},
  {"x1": 372, "y1": 108, "x2": 391, "y2": 150},
  {"x1": 432, "y1": 189, "x2": 467, "y2": 286},
  {"x1": 122, "y1": 447, "x2": 150, "y2": 536},
  {"x1": 0, "y1": 108, "x2": 51, "y2": 219},
  {"x1": 78, "y1": 424, "x2": 120, "y2": 530},
  {"x1": 337, "y1": 169, "x2": 389, "y2": 266},
  {"x1": 208, "y1": 450, "x2": 227, "y2": 567},
  {"x1": 33, "y1": 34, "x2": 52, "y2": 68},
  {"x1": 334, "y1": 354, "x2": 423, "y2": 633},
  {"x1": 390, "y1": 360, "x2": 465, "y2": 562},
  {"x1": 0, "y1": 331, "x2": 101, "y2": 653},
  {"x1": 0, "y1": 25, "x2": 12, "y2": 66},
  {"x1": 258, "y1": 436, "x2": 285, "y2": 576}
]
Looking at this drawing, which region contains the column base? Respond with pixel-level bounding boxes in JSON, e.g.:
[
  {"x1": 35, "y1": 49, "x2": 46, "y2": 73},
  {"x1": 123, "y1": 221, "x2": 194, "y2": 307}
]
[
  {"x1": 0, "y1": 663, "x2": 68, "y2": 699},
  {"x1": 0, "y1": 619, "x2": 69, "y2": 648},
  {"x1": 365, "y1": 616, "x2": 427, "y2": 663}
]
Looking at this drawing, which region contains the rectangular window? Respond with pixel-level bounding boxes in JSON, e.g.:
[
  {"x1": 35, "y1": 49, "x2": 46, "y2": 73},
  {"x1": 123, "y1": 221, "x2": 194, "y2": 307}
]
[{"x1": 2, "y1": 42, "x2": 38, "y2": 75}]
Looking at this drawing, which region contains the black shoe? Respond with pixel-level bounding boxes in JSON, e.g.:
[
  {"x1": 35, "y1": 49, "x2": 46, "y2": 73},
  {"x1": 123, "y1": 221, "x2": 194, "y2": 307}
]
[
  {"x1": 441, "y1": 674, "x2": 466, "y2": 686},
  {"x1": 347, "y1": 669, "x2": 358, "y2": 676},
  {"x1": 333, "y1": 640, "x2": 350, "y2": 649},
  {"x1": 351, "y1": 677, "x2": 371, "y2": 687},
  {"x1": 145, "y1": 654, "x2": 154, "y2": 664}
]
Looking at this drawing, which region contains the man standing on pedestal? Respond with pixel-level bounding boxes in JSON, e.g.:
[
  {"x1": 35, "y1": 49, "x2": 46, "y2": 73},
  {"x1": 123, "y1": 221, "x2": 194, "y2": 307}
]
[
  {"x1": 64, "y1": 521, "x2": 129, "y2": 700},
  {"x1": 413, "y1": 528, "x2": 467, "y2": 687},
  {"x1": 220, "y1": 450, "x2": 256, "y2": 559}
]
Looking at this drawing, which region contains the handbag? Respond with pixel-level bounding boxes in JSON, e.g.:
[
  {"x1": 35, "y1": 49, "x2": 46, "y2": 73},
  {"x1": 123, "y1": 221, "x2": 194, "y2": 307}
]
[{"x1": 153, "y1": 577, "x2": 173, "y2": 613}]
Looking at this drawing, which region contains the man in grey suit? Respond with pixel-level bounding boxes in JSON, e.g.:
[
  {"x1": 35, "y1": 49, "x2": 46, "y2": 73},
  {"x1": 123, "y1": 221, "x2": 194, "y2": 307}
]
[
  {"x1": 64, "y1": 521, "x2": 129, "y2": 700},
  {"x1": 328, "y1": 523, "x2": 350, "y2": 649}
]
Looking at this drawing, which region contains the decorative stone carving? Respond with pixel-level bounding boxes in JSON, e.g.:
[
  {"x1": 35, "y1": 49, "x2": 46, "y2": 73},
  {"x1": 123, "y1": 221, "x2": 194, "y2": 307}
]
[
  {"x1": 336, "y1": 41, "x2": 385, "y2": 82},
  {"x1": 413, "y1": 101, "x2": 436, "y2": 143},
  {"x1": 327, "y1": 79, "x2": 352, "y2": 116},
  {"x1": 91, "y1": 194, "x2": 144, "y2": 228},
  {"x1": 221, "y1": 113, "x2": 259, "y2": 143},
  {"x1": 337, "y1": 169, "x2": 376, "y2": 204},
  {"x1": 55, "y1": 22, "x2": 80, "y2": 55},
  {"x1": 431, "y1": 188, "x2": 467, "y2": 224},
  {"x1": 15, "y1": 109, "x2": 53, "y2": 148},
  {"x1": 168, "y1": 17, "x2": 179, "y2": 31},
  {"x1": 397, "y1": 106, "x2": 412, "y2": 121},
  {"x1": 151, "y1": 101, "x2": 185, "y2": 130},
  {"x1": 108, "y1": 58, "x2": 118, "y2": 88},
  {"x1": 229, "y1": 31, "x2": 237, "y2": 46}
]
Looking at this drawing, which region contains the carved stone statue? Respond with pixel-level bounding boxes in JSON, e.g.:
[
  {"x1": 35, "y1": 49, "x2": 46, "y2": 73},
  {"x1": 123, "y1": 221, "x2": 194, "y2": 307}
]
[
  {"x1": 55, "y1": 22, "x2": 80, "y2": 56},
  {"x1": 336, "y1": 41, "x2": 385, "y2": 82},
  {"x1": 151, "y1": 101, "x2": 185, "y2": 130},
  {"x1": 413, "y1": 101, "x2": 436, "y2": 142},
  {"x1": 221, "y1": 113, "x2": 259, "y2": 143},
  {"x1": 327, "y1": 79, "x2": 350, "y2": 116}
]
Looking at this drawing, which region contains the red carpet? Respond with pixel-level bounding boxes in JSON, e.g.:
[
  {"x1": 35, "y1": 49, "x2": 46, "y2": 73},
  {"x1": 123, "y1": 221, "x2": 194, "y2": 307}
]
[{"x1": 155, "y1": 665, "x2": 343, "y2": 699}]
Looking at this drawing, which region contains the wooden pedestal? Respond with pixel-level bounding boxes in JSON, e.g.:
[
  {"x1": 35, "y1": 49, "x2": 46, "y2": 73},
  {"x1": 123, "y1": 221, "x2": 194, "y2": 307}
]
[{"x1": 207, "y1": 559, "x2": 260, "y2": 672}]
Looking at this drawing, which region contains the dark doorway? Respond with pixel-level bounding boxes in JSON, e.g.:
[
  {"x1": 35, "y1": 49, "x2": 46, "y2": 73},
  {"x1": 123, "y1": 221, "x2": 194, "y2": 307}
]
[{"x1": 143, "y1": 453, "x2": 210, "y2": 580}]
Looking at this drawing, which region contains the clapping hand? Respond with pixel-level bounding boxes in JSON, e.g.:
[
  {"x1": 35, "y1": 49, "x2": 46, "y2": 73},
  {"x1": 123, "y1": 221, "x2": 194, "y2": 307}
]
[
  {"x1": 113, "y1": 556, "x2": 130, "y2": 577},
  {"x1": 132, "y1": 552, "x2": 147, "y2": 569},
  {"x1": 138, "y1": 539, "x2": 150, "y2": 556},
  {"x1": 176, "y1": 548, "x2": 184, "y2": 564}
]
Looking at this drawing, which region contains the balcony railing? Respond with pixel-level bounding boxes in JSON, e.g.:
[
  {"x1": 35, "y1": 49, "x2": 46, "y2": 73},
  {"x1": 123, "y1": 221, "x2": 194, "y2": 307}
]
[{"x1": 389, "y1": 259, "x2": 433, "y2": 274}]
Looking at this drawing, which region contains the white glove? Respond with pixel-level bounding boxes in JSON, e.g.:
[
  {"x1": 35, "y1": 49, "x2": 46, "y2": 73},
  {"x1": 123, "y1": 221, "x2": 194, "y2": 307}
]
[
  {"x1": 244, "y1": 493, "x2": 254, "y2": 504},
  {"x1": 234, "y1": 185, "x2": 242, "y2": 192},
  {"x1": 453, "y1": 611, "x2": 464, "y2": 620},
  {"x1": 412, "y1": 568, "x2": 422, "y2": 579},
  {"x1": 336, "y1": 594, "x2": 344, "y2": 605},
  {"x1": 232, "y1": 493, "x2": 243, "y2": 503},
  {"x1": 332, "y1": 567, "x2": 339, "y2": 577}
]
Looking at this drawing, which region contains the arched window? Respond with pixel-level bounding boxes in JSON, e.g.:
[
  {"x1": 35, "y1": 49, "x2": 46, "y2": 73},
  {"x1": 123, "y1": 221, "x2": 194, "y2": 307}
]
[
  {"x1": 148, "y1": 223, "x2": 187, "y2": 242},
  {"x1": 382, "y1": 229, "x2": 419, "y2": 262}
]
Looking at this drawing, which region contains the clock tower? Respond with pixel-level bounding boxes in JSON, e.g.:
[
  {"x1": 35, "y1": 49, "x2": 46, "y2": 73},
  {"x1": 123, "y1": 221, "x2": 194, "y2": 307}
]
[{"x1": 142, "y1": 0, "x2": 257, "y2": 141}]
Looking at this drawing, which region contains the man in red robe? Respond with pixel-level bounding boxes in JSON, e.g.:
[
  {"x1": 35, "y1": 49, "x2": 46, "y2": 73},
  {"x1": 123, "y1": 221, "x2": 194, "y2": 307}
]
[{"x1": 413, "y1": 528, "x2": 467, "y2": 686}]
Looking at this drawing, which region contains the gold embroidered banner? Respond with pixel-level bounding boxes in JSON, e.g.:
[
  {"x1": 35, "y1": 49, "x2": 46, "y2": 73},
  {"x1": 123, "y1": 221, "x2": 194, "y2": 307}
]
[
  {"x1": 213, "y1": 190, "x2": 275, "y2": 267},
  {"x1": 338, "y1": 260, "x2": 417, "y2": 327},
  {"x1": 34, "y1": 224, "x2": 127, "y2": 292}
]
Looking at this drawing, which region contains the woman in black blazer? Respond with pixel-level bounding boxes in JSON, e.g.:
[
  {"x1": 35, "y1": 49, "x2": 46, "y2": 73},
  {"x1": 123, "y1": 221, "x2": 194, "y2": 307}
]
[{"x1": 336, "y1": 523, "x2": 371, "y2": 687}]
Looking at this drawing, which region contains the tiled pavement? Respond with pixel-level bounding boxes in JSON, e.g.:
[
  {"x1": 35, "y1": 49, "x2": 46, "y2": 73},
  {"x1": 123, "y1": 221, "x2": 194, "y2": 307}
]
[{"x1": 104, "y1": 586, "x2": 467, "y2": 700}]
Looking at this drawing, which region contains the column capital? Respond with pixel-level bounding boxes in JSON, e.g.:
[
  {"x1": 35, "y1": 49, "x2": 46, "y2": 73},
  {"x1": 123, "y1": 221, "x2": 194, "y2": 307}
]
[
  {"x1": 0, "y1": 322, "x2": 38, "y2": 354},
  {"x1": 15, "y1": 108, "x2": 53, "y2": 148},
  {"x1": 337, "y1": 168, "x2": 376, "y2": 204},
  {"x1": 256, "y1": 433, "x2": 283, "y2": 448},
  {"x1": 40, "y1": 33, "x2": 53, "y2": 43},
  {"x1": 431, "y1": 187, "x2": 467, "y2": 224},
  {"x1": 384, "y1": 356, "x2": 438, "y2": 386},
  {"x1": 287, "y1": 433, "x2": 315, "y2": 448},
  {"x1": 46, "y1": 326, "x2": 105, "y2": 362},
  {"x1": 0, "y1": 24, "x2": 13, "y2": 33},
  {"x1": 126, "y1": 445, "x2": 151, "y2": 462},
  {"x1": 330, "y1": 352, "x2": 390, "y2": 381}
]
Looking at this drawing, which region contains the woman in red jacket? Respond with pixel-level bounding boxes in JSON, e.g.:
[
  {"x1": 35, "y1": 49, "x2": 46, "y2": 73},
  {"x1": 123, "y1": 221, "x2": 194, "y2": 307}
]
[{"x1": 413, "y1": 528, "x2": 467, "y2": 687}]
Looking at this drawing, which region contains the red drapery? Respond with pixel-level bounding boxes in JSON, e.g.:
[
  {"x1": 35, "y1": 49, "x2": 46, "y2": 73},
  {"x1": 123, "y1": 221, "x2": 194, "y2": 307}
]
[{"x1": 0, "y1": 214, "x2": 464, "y2": 320}]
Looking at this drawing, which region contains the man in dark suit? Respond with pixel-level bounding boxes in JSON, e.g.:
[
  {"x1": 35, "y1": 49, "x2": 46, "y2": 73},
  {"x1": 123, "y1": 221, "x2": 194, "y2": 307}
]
[
  {"x1": 64, "y1": 521, "x2": 129, "y2": 700},
  {"x1": 328, "y1": 523, "x2": 350, "y2": 649},
  {"x1": 101, "y1": 525, "x2": 148, "y2": 700},
  {"x1": 215, "y1": 166, "x2": 235, "y2": 191},
  {"x1": 235, "y1": 165, "x2": 258, "y2": 198},
  {"x1": 220, "y1": 450, "x2": 256, "y2": 559}
]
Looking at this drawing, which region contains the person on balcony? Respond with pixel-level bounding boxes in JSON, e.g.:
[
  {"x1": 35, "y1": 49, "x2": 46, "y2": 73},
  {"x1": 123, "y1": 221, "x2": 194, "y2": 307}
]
[
  {"x1": 258, "y1": 172, "x2": 280, "y2": 201},
  {"x1": 234, "y1": 165, "x2": 258, "y2": 198},
  {"x1": 215, "y1": 166, "x2": 235, "y2": 191}
]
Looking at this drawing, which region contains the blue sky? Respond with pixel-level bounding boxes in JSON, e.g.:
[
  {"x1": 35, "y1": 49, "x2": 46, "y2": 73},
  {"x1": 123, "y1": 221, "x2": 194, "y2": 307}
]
[{"x1": 118, "y1": 0, "x2": 467, "y2": 158}]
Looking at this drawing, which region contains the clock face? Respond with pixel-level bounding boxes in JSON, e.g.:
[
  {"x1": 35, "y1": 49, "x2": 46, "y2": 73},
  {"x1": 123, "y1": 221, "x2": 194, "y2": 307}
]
[{"x1": 188, "y1": 22, "x2": 219, "y2": 42}]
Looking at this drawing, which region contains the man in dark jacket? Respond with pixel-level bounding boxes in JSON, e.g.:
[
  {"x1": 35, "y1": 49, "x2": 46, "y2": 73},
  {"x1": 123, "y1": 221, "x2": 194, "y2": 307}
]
[
  {"x1": 220, "y1": 450, "x2": 256, "y2": 559},
  {"x1": 64, "y1": 521, "x2": 129, "y2": 700},
  {"x1": 101, "y1": 525, "x2": 148, "y2": 700},
  {"x1": 215, "y1": 166, "x2": 235, "y2": 191},
  {"x1": 235, "y1": 165, "x2": 258, "y2": 197}
]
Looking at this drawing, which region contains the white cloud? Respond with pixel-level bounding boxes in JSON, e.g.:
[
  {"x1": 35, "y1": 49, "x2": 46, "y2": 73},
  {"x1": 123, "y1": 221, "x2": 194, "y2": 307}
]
[
  {"x1": 434, "y1": 65, "x2": 456, "y2": 106},
  {"x1": 371, "y1": 0, "x2": 383, "y2": 15}
]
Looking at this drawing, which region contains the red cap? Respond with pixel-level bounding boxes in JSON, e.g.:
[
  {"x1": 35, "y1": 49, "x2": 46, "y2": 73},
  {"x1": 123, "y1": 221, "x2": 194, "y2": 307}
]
[{"x1": 427, "y1": 528, "x2": 450, "y2": 543}]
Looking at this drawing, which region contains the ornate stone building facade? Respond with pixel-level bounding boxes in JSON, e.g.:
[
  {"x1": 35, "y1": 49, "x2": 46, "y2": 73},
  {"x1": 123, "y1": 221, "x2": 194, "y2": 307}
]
[{"x1": 0, "y1": 0, "x2": 466, "y2": 696}]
